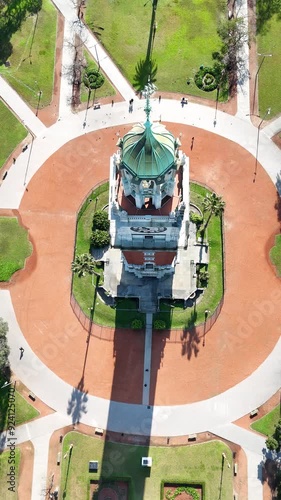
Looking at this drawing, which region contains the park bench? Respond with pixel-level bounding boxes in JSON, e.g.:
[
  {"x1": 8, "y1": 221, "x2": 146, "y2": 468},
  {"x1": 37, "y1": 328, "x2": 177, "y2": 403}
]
[
  {"x1": 95, "y1": 428, "x2": 104, "y2": 436},
  {"x1": 250, "y1": 408, "x2": 259, "y2": 418},
  {"x1": 93, "y1": 103, "x2": 101, "y2": 110},
  {"x1": 188, "y1": 434, "x2": 197, "y2": 441},
  {"x1": 28, "y1": 392, "x2": 36, "y2": 401}
]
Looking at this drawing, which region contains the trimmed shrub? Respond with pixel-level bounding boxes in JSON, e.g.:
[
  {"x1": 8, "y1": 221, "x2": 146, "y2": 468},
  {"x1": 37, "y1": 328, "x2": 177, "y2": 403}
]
[
  {"x1": 195, "y1": 66, "x2": 218, "y2": 92},
  {"x1": 93, "y1": 210, "x2": 110, "y2": 231},
  {"x1": 198, "y1": 270, "x2": 209, "y2": 287},
  {"x1": 91, "y1": 230, "x2": 110, "y2": 248},
  {"x1": 190, "y1": 212, "x2": 203, "y2": 227},
  {"x1": 153, "y1": 319, "x2": 166, "y2": 330},
  {"x1": 131, "y1": 319, "x2": 143, "y2": 330}
]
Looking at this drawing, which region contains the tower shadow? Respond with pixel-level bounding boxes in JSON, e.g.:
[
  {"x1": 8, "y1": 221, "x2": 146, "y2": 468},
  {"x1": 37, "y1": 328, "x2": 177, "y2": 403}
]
[
  {"x1": 92, "y1": 285, "x2": 171, "y2": 498},
  {"x1": 133, "y1": 0, "x2": 159, "y2": 90}
]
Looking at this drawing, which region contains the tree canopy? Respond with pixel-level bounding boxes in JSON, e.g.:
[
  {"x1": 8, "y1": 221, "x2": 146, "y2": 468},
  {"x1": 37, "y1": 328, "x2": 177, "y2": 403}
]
[
  {"x1": 0, "y1": 318, "x2": 10, "y2": 375},
  {"x1": 83, "y1": 68, "x2": 105, "y2": 91},
  {"x1": 71, "y1": 253, "x2": 96, "y2": 277},
  {"x1": 91, "y1": 229, "x2": 110, "y2": 248},
  {"x1": 0, "y1": 0, "x2": 42, "y2": 64},
  {"x1": 202, "y1": 192, "x2": 225, "y2": 231},
  {"x1": 93, "y1": 210, "x2": 110, "y2": 231}
]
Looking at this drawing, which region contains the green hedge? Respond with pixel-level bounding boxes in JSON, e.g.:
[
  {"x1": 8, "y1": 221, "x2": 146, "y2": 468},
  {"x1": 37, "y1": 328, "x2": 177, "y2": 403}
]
[{"x1": 194, "y1": 67, "x2": 218, "y2": 92}]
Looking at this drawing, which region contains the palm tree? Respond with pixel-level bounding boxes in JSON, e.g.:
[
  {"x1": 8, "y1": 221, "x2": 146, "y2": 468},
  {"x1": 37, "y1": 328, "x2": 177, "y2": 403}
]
[
  {"x1": 71, "y1": 253, "x2": 96, "y2": 277},
  {"x1": 83, "y1": 68, "x2": 105, "y2": 107},
  {"x1": 202, "y1": 192, "x2": 225, "y2": 231}
]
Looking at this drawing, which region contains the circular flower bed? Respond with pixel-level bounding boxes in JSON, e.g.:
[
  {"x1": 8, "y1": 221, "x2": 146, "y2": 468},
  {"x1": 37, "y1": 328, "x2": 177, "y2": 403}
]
[{"x1": 194, "y1": 66, "x2": 218, "y2": 92}]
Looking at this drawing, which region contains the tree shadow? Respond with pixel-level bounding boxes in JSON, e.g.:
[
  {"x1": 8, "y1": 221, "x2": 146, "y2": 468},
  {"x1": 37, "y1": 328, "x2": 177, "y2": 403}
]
[
  {"x1": 274, "y1": 189, "x2": 281, "y2": 224},
  {"x1": 256, "y1": 0, "x2": 281, "y2": 35},
  {"x1": 67, "y1": 385, "x2": 88, "y2": 425},
  {"x1": 0, "y1": 40, "x2": 12, "y2": 66},
  {"x1": 133, "y1": 58, "x2": 157, "y2": 92},
  {"x1": 261, "y1": 457, "x2": 279, "y2": 493},
  {"x1": 181, "y1": 310, "x2": 201, "y2": 359},
  {"x1": 0, "y1": 2, "x2": 42, "y2": 65}
]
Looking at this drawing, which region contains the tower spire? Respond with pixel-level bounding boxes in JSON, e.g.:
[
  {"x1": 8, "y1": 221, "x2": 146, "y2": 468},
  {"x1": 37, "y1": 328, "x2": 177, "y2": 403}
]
[{"x1": 142, "y1": 82, "x2": 157, "y2": 124}]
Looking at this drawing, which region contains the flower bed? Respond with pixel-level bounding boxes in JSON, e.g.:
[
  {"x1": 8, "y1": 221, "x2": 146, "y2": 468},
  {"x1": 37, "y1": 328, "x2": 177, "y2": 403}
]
[{"x1": 164, "y1": 483, "x2": 203, "y2": 500}]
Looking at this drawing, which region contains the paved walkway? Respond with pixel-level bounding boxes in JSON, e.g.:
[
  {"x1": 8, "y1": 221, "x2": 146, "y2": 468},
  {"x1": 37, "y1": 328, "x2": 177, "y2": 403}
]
[
  {"x1": 235, "y1": 0, "x2": 251, "y2": 120},
  {"x1": 2, "y1": 288, "x2": 280, "y2": 436},
  {"x1": 1, "y1": 98, "x2": 281, "y2": 208},
  {"x1": 0, "y1": 76, "x2": 46, "y2": 137},
  {"x1": 0, "y1": 0, "x2": 281, "y2": 499},
  {"x1": 143, "y1": 313, "x2": 153, "y2": 405}
]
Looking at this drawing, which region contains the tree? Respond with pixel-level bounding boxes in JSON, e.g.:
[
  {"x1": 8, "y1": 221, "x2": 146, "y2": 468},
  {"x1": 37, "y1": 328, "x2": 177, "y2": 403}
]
[
  {"x1": 216, "y1": 17, "x2": 248, "y2": 95},
  {"x1": 71, "y1": 253, "x2": 96, "y2": 277},
  {"x1": 93, "y1": 210, "x2": 110, "y2": 231},
  {"x1": 91, "y1": 230, "x2": 110, "y2": 248},
  {"x1": 256, "y1": 0, "x2": 281, "y2": 34},
  {"x1": 202, "y1": 192, "x2": 225, "y2": 231},
  {"x1": 83, "y1": 68, "x2": 104, "y2": 106},
  {"x1": 0, "y1": 318, "x2": 10, "y2": 375},
  {"x1": 266, "y1": 436, "x2": 279, "y2": 451},
  {"x1": 0, "y1": 0, "x2": 42, "y2": 65}
]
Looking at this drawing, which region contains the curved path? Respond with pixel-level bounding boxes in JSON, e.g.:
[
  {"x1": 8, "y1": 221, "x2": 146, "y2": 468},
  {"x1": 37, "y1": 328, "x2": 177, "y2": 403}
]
[
  {"x1": 5, "y1": 121, "x2": 281, "y2": 407},
  {"x1": 0, "y1": 100, "x2": 280, "y2": 429}
]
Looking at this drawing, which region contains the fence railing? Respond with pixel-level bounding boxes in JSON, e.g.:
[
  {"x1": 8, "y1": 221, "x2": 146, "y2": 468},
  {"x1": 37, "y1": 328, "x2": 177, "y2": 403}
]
[{"x1": 70, "y1": 294, "x2": 116, "y2": 341}]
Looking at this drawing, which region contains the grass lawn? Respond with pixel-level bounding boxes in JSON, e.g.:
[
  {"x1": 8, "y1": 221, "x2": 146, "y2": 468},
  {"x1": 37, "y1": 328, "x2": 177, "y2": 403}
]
[
  {"x1": 0, "y1": 0, "x2": 57, "y2": 108},
  {"x1": 60, "y1": 432, "x2": 233, "y2": 500},
  {"x1": 0, "y1": 100, "x2": 27, "y2": 170},
  {"x1": 251, "y1": 404, "x2": 280, "y2": 436},
  {"x1": 0, "y1": 380, "x2": 39, "y2": 432},
  {"x1": 0, "y1": 448, "x2": 20, "y2": 498},
  {"x1": 270, "y1": 234, "x2": 281, "y2": 277},
  {"x1": 80, "y1": 50, "x2": 116, "y2": 104},
  {"x1": 0, "y1": 217, "x2": 32, "y2": 281},
  {"x1": 257, "y1": 14, "x2": 281, "y2": 118},
  {"x1": 85, "y1": 0, "x2": 222, "y2": 99}
]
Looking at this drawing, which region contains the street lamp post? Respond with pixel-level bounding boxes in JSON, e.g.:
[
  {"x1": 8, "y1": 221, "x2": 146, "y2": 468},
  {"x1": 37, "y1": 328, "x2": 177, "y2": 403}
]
[
  {"x1": 1, "y1": 380, "x2": 13, "y2": 389},
  {"x1": 254, "y1": 107, "x2": 271, "y2": 181},
  {"x1": 34, "y1": 81, "x2": 42, "y2": 117},
  {"x1": 252, "y1": 53, "x2": 272, "y2": 115}
]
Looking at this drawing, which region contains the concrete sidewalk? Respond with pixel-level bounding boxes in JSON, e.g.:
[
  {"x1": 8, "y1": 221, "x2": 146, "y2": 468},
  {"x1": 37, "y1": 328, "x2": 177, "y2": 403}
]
[
  {"x1": 1, "y1": 290, "x2": 281, "y2": 437},
  {"x1": 0, "y1": 76, "x2": 46, "y2": 137}
]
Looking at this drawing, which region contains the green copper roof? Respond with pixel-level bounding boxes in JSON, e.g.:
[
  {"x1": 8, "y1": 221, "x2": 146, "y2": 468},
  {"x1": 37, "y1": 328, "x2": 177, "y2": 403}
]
[{"x1": 121, "y1": 120, "x2": 176, "y2": 179}]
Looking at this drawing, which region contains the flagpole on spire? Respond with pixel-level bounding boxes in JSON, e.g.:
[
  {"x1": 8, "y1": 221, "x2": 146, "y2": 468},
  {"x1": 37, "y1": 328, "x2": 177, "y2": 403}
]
[{"x1": 142, "y1": 81, "x2": 157, "y2": 123}]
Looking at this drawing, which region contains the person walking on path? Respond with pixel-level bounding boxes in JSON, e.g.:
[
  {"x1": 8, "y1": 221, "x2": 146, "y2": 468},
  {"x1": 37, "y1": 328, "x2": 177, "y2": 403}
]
[{"x1": 19, "y1": 347, "x2": 24, "y2": 359}]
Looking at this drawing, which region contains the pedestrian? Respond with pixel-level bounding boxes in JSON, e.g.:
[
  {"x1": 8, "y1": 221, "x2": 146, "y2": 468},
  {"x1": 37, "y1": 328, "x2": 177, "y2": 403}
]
[
  {"x1": 19, "y1": 347, "x2": 24, "y2": 359},
  {"x1": 181, "y1": 98, "x2": 184, "y2": 108},
  {"x1": 159, "y1": 95, "x2": 161, "y2": 103},
  {"x1": 13, "y1": 157, "x2": 16, "y2": 164},
  {"x1": 191, "y1": 137, "x2": 194, "y2": 150},
  {"x1": 111, "y1": 99, "x2": 114, "y2": 106}
]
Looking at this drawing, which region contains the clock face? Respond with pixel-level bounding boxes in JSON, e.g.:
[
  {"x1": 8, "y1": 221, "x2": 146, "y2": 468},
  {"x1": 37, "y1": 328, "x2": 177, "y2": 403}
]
[{"x1": 130, "y1": 226, "x2": 167, "y2": 233}]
